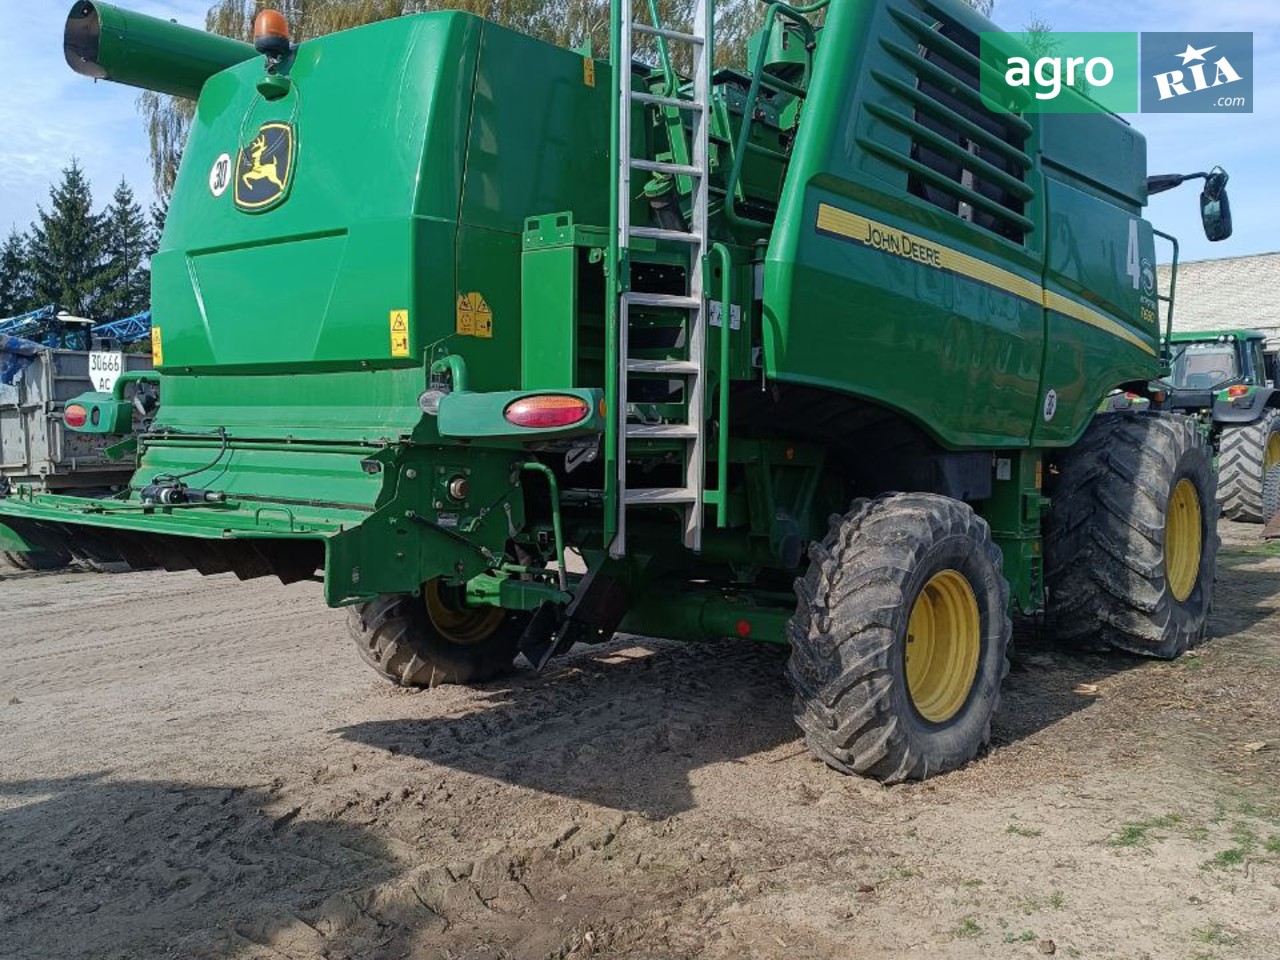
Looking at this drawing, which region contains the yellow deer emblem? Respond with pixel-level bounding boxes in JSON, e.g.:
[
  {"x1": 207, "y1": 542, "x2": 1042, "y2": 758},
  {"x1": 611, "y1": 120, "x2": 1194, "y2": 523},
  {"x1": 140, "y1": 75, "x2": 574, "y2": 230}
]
[{"x1": 241, "y1": 134, "x2": 285, "y2": 191}]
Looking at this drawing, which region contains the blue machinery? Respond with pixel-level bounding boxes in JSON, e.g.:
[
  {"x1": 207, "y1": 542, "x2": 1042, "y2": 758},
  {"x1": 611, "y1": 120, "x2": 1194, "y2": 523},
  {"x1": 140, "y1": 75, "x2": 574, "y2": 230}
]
[{"x1": 0, "y1": 305, "x2": 152, "y2": 347}]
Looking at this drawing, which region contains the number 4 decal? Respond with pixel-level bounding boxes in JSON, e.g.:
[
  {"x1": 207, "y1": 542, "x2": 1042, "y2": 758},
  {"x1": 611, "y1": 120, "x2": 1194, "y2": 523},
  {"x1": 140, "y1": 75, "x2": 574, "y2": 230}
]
[{"x1": 1126, "y1": 219, "x2": 1141, "y2": 290}]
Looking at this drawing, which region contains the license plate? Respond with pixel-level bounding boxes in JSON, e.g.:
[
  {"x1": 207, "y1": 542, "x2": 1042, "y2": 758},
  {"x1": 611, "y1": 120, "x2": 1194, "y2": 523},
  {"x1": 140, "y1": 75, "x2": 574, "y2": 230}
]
[{"x1": 88, "y1": 351, "x2": 124, "y2": 392}]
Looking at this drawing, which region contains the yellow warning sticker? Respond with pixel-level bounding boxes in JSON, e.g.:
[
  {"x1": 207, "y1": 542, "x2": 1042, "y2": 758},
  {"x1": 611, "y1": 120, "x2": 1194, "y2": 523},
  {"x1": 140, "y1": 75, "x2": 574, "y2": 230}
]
[
  {"x1": 150, "y1": 326, "x2": 164, "y2": 366},
  {"x1": 456, "y1": 292, "x2": 493, "y2": 339},
  {"x1": 583, "y1": 57, "x2": 596, "y2": 87},
  {"x1": 389, "y1": 309, "x2": 410, "y2": 357}
]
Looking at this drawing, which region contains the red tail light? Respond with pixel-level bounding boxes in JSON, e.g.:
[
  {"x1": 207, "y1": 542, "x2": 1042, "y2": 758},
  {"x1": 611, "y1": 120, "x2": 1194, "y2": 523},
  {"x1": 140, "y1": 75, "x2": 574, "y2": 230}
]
[
  {"x1": 1226, "y1": 384, "x2": 1250, "y2": 398},
  {"x1": 64, "y1": 404, "x2": 88, "y2": 428},
  {"x1": 504, "y1": 395, "x2": 590, "y2": 429}
]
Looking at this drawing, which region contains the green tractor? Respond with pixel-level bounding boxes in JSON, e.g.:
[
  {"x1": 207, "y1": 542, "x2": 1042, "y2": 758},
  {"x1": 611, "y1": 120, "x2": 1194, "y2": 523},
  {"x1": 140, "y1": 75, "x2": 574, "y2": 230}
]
[
  {"x1": 1162, "y1": 330, "x2": 1280, "y2": 522},
  {"x1": 0, "y1": 0, "x2": 1233, "y2": 781}
]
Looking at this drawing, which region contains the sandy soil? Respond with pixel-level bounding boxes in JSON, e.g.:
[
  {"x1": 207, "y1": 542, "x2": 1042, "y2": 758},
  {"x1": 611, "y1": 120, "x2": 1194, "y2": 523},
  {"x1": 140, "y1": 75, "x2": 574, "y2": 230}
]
[{"x1": 2, "y1": 521, "x2": 1279, "y2": 960}]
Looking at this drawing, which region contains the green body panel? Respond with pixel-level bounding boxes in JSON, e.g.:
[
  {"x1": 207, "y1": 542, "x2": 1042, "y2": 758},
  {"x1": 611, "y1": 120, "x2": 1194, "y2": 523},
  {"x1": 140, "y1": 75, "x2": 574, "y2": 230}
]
[
  {"x1": 762, "y1": 0, "x2": 1160, "y2": 450},
  {"x1": 3, "y1": 0, "x2": 1201, "y2": 645}
]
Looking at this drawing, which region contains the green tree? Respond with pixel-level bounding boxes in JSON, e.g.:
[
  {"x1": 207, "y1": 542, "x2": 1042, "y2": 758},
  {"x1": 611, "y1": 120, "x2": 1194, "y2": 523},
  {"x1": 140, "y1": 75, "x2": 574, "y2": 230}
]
[
  {"x1": 96, "y1": 179, "x2": 152, "y2": 318},
  {"x1": 0, "y1": 229, "x2": 35, "y2": 318},
  {"x1": 150, "y1": 195, "x2": 169, "y2": 256},
  {"x1": 28, "y1": 161, "x2": 103, "y2": 317}
]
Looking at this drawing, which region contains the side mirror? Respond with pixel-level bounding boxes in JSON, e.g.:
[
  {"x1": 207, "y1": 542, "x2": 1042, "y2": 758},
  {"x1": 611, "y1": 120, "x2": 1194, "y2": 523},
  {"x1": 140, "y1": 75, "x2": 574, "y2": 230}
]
[{"x1": 1201, "y1": 168, "x2": 1232, "y2": 241}]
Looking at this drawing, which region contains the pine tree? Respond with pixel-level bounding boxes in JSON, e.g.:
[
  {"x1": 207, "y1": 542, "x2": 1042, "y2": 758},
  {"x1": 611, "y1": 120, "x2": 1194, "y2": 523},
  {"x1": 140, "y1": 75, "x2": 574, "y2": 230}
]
[
  {"x1": 28, "y1": 161, "x2": 103, "y2": 317},
  {"x1": 0, "y1": 229, "x2": 35, "y2": 318},
  {"x1": 150, "y1": 194, "x2": 169, "y2": 256},
  {"x1": 96, "y1": 179, "x2": 152, "y2": 318}
]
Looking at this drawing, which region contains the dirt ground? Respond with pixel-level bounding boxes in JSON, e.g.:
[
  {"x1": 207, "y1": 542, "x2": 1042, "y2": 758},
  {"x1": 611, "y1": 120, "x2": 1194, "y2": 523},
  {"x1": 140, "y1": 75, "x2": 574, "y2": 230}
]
[{"x1": 2, "y1": 522, "x2": 1279, "y2": 960}]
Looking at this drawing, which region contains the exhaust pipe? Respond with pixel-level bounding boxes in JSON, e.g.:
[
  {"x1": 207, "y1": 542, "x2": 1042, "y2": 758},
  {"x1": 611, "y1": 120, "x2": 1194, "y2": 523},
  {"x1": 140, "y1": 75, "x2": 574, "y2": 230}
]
[{"x1": 64, "y1": 0, "x2": 256, "y2": 100}]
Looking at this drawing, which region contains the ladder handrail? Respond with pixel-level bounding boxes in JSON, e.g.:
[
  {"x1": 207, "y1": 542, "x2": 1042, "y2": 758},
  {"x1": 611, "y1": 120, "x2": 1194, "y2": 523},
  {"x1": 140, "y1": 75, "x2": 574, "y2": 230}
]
[
  {"x1": 723, "y1": 0, "x2": 819, "y2": 233},
  {"x1": 710, "y1": 241, "x2": 733, "y2": 527},
  {"x1": 644, "y1": 0, "x2": 679, "y2": 96},
  {"x1": 1153, "y1": 228, "x2": 1180, "y2": 370}
]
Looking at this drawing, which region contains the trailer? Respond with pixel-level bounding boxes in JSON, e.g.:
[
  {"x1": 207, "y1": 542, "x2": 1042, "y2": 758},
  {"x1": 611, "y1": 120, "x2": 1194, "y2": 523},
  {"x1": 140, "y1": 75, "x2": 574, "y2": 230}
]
[{"x1": 1, "y1": 313, "x2": 153, "y2": 568}]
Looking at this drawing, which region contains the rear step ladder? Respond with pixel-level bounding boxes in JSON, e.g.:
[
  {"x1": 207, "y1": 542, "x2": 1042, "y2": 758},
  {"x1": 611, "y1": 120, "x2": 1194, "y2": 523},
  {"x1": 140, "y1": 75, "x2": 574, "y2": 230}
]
[{"x1": 610, "y1": 0, "x2": 713, "y2": 558}]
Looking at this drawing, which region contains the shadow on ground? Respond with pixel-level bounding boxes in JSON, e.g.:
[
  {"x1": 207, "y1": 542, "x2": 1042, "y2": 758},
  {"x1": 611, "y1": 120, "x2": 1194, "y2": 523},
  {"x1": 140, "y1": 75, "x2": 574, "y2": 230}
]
[
  {"x1": 339, "y1": 638, "x2": 797, "y2": 818},
  {"x1": 1210, "y1": 547, "x2": 1280, "y2": 638},
  {"x1": 996, "y1": 624, "x2": 1146, "y2": 747},
  {"x1": 0, "y1": 774, "x2": 417, "y2": 960},
  {"x1": 339, "y1": 627, "x2": 1177, "y2": 814}
]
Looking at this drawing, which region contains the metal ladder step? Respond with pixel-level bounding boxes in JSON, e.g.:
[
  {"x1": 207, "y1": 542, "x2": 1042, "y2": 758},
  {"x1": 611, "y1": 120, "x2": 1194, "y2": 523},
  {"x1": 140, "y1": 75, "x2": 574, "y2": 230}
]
[
  {"x1": 632, "y1": 22, "x2": 703, "y2": 45},
  {"x1": 612, "y1": 0, "x2": 712, "y2": 558},
  {"x1": 631, "y1": 91, "x2": 705, "y2": 112},
  {"x1": 626, "y1": 423, "x2": 700, "y2": 439},
  {"x1": 624, "y1": 291, "x2": 701, "y2": 309},
  {"x1": 625, "y1": 487, "x2": 699, "y2": 505},
  {"x1": 629, "y1": 226, "x2": 702, "y2": 244},
  {"x1": 626, "y1": 358, "x2": 700, "y2": 374},
  {"x1": 630, "y1": 158, "x2": 702, "y2": 178}
]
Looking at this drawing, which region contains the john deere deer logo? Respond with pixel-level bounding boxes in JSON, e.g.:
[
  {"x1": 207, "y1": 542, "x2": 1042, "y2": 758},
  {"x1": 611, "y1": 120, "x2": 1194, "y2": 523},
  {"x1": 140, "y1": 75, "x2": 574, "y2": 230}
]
[{"x1": 234, "y1": 122, "x2": 294, "y2": 212}]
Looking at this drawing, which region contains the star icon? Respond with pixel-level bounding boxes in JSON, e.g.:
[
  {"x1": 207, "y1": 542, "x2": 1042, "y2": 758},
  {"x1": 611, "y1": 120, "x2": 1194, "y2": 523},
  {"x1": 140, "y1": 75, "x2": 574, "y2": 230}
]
[{"x1": 1176, "y1": 43, "x2": 1216, "y2": 65}]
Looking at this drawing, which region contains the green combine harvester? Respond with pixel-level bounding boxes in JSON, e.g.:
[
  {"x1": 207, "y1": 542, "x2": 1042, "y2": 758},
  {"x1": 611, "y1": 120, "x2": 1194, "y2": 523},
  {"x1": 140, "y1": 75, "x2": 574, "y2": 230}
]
[
  {"x1": 0, "y1": 0, "x2": 1233, "y2": 780},
  {"x1": 1161, "y1": 330, "x2": 1280, "y2": 522}
]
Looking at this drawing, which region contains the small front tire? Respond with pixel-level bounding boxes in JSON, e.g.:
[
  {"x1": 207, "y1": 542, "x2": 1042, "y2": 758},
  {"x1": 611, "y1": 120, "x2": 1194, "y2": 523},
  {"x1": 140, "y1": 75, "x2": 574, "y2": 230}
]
[{"x1": 348, "y1": 579, "x2": 531, "y2": 687}]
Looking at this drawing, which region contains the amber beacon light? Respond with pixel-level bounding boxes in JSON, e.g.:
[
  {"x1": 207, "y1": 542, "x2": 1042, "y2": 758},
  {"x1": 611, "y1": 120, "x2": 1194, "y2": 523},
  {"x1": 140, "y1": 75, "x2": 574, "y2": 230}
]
[{"x1": 253, "y1": 9, "x2": 291, "y2": 59}]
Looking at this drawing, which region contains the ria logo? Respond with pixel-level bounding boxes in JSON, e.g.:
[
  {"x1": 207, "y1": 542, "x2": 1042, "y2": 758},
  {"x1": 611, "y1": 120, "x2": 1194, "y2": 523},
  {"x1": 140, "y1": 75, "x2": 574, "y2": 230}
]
[
  {"x1": 1153, "y1": 42, "x2": 1243, "y2": 101},
  {"x1": 1141, "y1": 32, "x2": 1252, "y2": 113}
]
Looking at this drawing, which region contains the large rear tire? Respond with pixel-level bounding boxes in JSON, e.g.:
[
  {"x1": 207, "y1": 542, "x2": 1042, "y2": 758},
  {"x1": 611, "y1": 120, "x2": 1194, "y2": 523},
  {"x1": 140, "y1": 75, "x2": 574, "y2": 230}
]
[
  {"x1": 1045, "y1": 412, "x2": 1217, "y2": 659},
  {"x1": 1219, "y1": 409, "x2": 1280, "y2": 523},
  {"x1": 786, "y1": 493, "x2": 1012, "y2": 783},
  {"x1": 347, "y1": 579, "x2": 531, "y2": 687}
]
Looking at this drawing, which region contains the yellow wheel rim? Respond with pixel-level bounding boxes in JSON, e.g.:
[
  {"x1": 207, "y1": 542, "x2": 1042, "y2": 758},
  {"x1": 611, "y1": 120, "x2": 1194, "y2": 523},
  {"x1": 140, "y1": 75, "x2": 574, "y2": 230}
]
[
  {"x1": 423, "y1": 579, "x2": 505, "y2": 645},
  {"x1": 905, "y1": 570, "x2": 982, "y2": 724},
  {"x1": 1165, "y1": 478, "x2": 1203, "y2": 603},
  {"x1": 1266, "y1": 433, "x2": 1280, "y2": 470}
]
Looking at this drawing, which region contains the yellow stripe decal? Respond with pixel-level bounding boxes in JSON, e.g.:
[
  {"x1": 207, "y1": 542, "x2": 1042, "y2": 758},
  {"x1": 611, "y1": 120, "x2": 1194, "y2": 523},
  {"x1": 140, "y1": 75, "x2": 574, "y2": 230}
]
[
  {"x1": 815, "y1": 203, "x2": 1156, "y2": 358},
  {"x1": 1040, "y1": 290, "x2": 1154, "y2": 356}
]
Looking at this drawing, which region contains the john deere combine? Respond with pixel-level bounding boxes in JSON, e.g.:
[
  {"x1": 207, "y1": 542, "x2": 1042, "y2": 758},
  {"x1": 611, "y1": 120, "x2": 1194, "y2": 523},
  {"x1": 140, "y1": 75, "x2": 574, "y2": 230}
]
[{"x1": 0, "y1": 0, "x2": 1232, "y2": 780}]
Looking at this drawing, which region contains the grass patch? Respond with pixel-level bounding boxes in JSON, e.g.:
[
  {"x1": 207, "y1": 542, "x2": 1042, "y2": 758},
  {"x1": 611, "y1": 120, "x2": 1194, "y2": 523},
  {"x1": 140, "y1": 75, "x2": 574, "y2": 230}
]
[
  {"x1": 1006, "y1": 824, "x2": 1043, "y2": 838},
  {"x1": 1222, "y1": 540, "x2": 1280, "y2": 558},
  {"x1": 1193, "y1": 923, "x2": 1240, "y2": 947},
  {"x1": 1230, "y1": 821, "x2": 1258, "y2": 845},
  {"x1": 953, "y1": 917, "x2": 982, "y2": 939},
  {"x1": 1264, "y1": 835, "x2": 1280, "y2": 853},
  {"x1": 1049, "y1": 891, "x2": 1065, "y2": 909},
  {"x1": 1108, "y1": 813, "x2": 1182, "y2": 847},
  {"x1": 1203, "y1": 847, "x2": 1247, "y2": 870},
  {"x1": 1002, "y1": 930, "x2": 1037, "y2": 944}
]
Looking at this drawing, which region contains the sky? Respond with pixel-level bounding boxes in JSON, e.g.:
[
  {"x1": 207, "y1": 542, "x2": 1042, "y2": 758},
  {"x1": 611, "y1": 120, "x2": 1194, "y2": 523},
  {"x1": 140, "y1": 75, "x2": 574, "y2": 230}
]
[
  {"x1": 0, "y1": 0, "x2": 1274, "y2": 265},
  {"x1": 0, "y1": 0, "x2": 208, "y2": 234}
]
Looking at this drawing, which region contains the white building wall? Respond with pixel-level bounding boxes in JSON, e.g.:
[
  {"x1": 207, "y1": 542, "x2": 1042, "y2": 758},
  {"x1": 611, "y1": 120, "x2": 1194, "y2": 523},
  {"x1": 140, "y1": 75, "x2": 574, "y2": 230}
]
[{"x1": 1156, "y1": 252, "x2": 1280, "y2": 343}]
